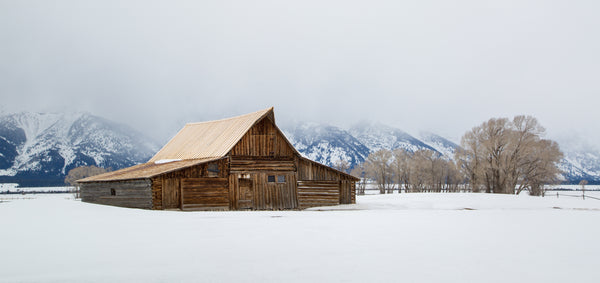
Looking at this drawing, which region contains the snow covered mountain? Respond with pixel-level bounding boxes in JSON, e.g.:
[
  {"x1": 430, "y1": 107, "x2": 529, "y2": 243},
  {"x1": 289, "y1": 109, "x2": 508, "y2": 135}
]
[
  {"x1": 558, "y1": 150, "x2": 600, "y2": 183},
  {"x1": 0, "y1": 112, "x2": 159, "y2": 186},
  {"x1": 419, "y1": 132, "x2": 460, "y2": 159},
  {"x1": 283, "y1": 122, "x2": 370, "y2": 167},
  {"x1": 348, "y1": 121, "x2": 437, "y2": 153}
]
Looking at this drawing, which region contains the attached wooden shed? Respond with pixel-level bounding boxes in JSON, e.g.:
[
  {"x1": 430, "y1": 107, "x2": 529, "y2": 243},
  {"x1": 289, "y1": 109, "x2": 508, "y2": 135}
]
[{"x1": 78, "y1": 107, "x2": 358, "y2": 210}]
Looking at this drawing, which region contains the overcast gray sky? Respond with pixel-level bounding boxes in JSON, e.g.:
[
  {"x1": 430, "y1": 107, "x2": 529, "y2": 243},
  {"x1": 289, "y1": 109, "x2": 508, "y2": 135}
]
[{"x1": 1, "y1": 0, "x2": 599, "y2": 147}]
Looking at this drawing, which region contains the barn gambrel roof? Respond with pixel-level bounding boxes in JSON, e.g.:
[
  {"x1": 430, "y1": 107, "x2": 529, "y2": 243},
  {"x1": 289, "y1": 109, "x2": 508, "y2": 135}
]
[
  {"x1": 149, "y1": 107, "x2": 297, "y2": 162},
  {"x1": 79, "y1": 107, "x2": 302, "y2": 182}
]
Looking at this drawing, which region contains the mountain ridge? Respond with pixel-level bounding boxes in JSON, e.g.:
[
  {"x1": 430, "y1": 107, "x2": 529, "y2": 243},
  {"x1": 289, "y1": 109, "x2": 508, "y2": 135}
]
[
  {"x1": 0, "y1": 111, "x2": 598, "y2": 186},
  {"x1": 0, "y1": 112, "x2": 159, "y2": 186}
]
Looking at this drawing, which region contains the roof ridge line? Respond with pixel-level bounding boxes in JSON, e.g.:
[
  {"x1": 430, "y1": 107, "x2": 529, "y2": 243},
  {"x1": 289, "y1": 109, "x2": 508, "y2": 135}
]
[{"x1": 185, "y1": 107, "x2": 273, "y2": 126}]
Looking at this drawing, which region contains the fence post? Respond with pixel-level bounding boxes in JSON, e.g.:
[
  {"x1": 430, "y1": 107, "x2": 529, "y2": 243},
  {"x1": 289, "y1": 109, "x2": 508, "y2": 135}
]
[{"x1": 557, "y1": 192, "x2": 559, "y2": 198}]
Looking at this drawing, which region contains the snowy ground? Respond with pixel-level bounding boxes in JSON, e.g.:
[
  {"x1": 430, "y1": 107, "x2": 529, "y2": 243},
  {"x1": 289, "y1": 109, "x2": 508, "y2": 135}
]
[{"x1": 1, "y1": 193, "x2": 600, "y2": 283}]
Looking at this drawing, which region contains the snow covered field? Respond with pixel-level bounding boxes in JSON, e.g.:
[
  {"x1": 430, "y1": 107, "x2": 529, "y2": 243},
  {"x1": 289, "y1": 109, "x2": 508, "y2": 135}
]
[{"x1": 1, "y1": 193, "x2": 600, "y2": 283}]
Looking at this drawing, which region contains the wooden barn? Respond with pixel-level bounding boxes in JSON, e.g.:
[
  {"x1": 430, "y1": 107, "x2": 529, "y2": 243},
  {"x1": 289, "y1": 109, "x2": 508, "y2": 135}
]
[{"x1": 78, "y1": 107, "x2": 358, "y2": 210}]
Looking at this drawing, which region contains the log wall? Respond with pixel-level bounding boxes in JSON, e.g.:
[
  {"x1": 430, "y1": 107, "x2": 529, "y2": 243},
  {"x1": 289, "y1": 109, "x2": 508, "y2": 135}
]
[
  {"x1": 81, "y1": 179, "x2": 152, "y2": 209},
  {"x1": 181, "y1": 178, "x2": 229, "y2": 210},
  {"x1": 297, "y1": 158, "x2": 357, "y2": 206},
  {"x1": 297, "y1": 180, "x2": 340, "y2": 209},
  {"x1": 230, "y1": 158, "x2": 295, "y2": 172}
]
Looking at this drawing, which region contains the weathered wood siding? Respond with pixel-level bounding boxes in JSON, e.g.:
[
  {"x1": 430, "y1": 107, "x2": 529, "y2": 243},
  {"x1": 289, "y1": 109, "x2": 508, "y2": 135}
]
[
  {"x1": 258, "y1": 172, "x2": 296, "y2": 210},
  {"x1": 297, "y1": 158, "x2": 357, "y2": 207},
  {"x1": 181, "y1": 178, "x2": 229, "y2": 210},
  {"x1": 236, "y1": 178, "x2": 253, "y2": 209},
  {"x1": 297, "y1": 180, "x2": 340, "y2": 209},
  {"x1": 229, "y1": 172, "x2": 297, "y2": 210},
  {"x1": 162, "y1": 178, "x2": 180, "y2": 209},
  {"x1": 297, "y1": 158, "x2": 353, "y2": 181},
  {"x1": 229, "y1": 156, "x2": 297, "y2": 210},
  {"x1": 151, "y1": 179, "x2": 162, "y2": 210},
  {"x1": 81, "y1": 179, "x2": 152, "y2": 209},
  {"x1": 151, "y1": 159, "x2": 228, "y2": 210},
  {"x1": 340, "y1": 180, "x2": 354, "y2": 204},
  {"x1": 230, "y1": 158, "x2": 295, "y2": 172},
  {"x1": 231, "y1": 118, "x2": 295, "y2": 158}
]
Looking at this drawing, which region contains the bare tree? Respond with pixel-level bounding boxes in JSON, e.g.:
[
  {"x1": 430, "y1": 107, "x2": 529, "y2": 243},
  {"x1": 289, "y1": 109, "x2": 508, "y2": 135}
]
[
  {"x1": 455, "y1": 116, "x2": 563, "y2": 195},
  {"x1": 518, "y1": 139, "x2": 563, "y2": 196},
  {"x1": 455, "y1": 129, "x2": 483, "y2": 193},
  {"x1": 360, "y1": 148, "x2": 465, "y2": 194},
  {"x1": 365, "y1": 149, "x2": 394, "y2": 194},
  {"x1": 444, "y1": 160, "x2": 462, "y2": 192},
  {"x1": 391, "y1": 149, "x2": 411, "y2": 193},
  {"x1": 408, "y1": 150, "x2": 430, "y2": 193},
  {"x1": 333, "y1": 159, "x2": 351, "y2": 173},
  {"x1": 350, "y1": 163, "x2": 367, "y2": 195}
]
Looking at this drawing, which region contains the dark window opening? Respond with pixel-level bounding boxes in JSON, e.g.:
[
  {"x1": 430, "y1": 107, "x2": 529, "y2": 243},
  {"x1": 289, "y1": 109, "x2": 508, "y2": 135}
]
[
  {"x1": 110, "y1": 188, "x2": 116, "y2": 196},
  {"x1": 208, "y1": 163, "x2": 219, "y2": 173},
  {"x1": 267, "y1": 175, "x2": 276, "y2": 182},
  {"x1": 277, "y1": 175, "x2": 286, "y2": 183},
  {"x1": 208, "y1": 163, "x2": 219, "y2": 177}
]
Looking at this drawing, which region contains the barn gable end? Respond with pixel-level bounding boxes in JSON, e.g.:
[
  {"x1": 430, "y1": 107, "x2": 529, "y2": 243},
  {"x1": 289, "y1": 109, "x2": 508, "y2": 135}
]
[{"x1": 230, "y1": 116, "x2": 296, "y2": 158}]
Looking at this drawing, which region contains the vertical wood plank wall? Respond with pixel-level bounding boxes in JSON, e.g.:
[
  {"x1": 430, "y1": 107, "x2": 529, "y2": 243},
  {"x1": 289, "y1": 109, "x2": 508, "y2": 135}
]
[
  {"x1": 162, "y1": 178, "x2": 180, "y2": 209},
  {"x1": 151, "y1": 159, "x2": 228, "y2": 210},
  {"x1": 231, "y1": 172, "x2": 297, "y2": 210},
  {"x1": 228, "y1": 117, "x2": 299, "y2": 210},
  {"x1": 230, "y1": 118, "x2": 295, "y2": 158}
]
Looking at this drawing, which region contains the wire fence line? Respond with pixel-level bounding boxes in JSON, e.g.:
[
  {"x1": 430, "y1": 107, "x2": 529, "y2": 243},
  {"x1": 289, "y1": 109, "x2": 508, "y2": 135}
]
[
  {"x1": 360, "y1": 187, "x2": 600, "y2": 201},
  {"x1": 550, "y1": 192, "x2": 600, "y2": 201}
]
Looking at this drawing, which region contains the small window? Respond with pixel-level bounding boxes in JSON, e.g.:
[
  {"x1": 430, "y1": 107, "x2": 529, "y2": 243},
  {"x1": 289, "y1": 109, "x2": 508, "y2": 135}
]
[
  {"x1": 207, "y1": 163, "x2": 219, "y2": 177},
  {"x1": 277, "y1": 175, "x2": 286, "y2": 183},
  {"x1": 208, "y1": 163, "x2": 219, "y2": 173},
  {"x1": 267, "y1": 175, "x2": 276, "y2": 182},
  {"x1": 110, "y1": 188, "x2": 116, "y2": 196}
]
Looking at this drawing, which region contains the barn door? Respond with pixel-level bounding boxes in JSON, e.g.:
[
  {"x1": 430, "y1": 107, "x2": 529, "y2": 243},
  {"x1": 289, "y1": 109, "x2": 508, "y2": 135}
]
[
  {"x1": 340, "y1": 180, "x2": 351, "y2": 204},
  {"x1": 237, "y1": 178, "x2": 254, "y2": 209},
  {"x1": 162, "y1": 178, "x2": 180, "y2": 209}
]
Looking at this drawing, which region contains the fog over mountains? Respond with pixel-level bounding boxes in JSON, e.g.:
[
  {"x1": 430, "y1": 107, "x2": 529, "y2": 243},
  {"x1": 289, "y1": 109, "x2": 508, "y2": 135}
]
[{"x1": 0, "y1": 111, "x2": 598, "y2": 186}]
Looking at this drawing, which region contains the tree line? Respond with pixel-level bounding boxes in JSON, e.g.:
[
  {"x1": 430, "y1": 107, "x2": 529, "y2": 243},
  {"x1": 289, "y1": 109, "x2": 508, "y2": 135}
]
[
  {"x1": 348, "y1": 115, "x2": 564, "y2": 196},
  {"x1": 349, "y1": 148, "x2": 463, "y2": 195}
]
